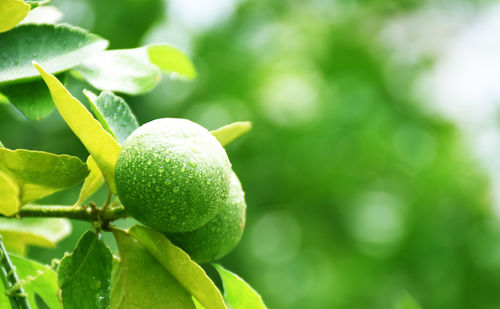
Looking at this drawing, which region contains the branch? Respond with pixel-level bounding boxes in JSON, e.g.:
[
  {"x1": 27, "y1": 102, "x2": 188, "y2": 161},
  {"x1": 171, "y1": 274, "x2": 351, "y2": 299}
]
[
  {"x1": 14, "y1": 205, "x2": 128, "y2": 222},
  {"x1": 0, "y1": 237, "x2": 31, "y2": 309}
]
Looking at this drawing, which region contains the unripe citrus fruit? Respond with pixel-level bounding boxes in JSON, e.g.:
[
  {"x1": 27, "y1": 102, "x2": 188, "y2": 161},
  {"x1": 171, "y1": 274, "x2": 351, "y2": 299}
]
[
  {"x1": 115, "y1": 118, "x2": 232, "y2": 233},
  {"x1": 166, "y1": 172, "x2": 246, "y2": 263}
]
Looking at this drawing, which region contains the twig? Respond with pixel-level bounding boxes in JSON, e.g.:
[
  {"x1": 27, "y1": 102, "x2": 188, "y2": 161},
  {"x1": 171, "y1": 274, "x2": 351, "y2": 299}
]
[
  {"x1": 13, "y1": 205, "x2": 128, "y2": 223},
  {"x1": 0, "y1": 237, "x2": 31, "y2": 309}
]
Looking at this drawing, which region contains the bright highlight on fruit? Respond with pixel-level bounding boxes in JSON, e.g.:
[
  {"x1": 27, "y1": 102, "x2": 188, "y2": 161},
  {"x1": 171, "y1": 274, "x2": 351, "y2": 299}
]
[{"x1": 115, "y1": 118, "x2": 232, "y2": 233}]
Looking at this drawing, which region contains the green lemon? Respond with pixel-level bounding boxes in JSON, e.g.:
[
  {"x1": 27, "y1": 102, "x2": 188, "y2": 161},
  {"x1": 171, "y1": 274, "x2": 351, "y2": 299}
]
[
  {"x1": 166, "y1": 172, "x2": 246, "y2": 263},
  {"x1": 115, "y1": 118, "x2": 232, "y2": 233}
]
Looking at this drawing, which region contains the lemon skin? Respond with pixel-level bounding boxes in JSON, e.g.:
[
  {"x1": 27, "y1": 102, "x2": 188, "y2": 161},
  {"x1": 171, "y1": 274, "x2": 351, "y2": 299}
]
[
  {"x1": 166, "y1": 172, "x2": 246, "y2": 263},
  {"x1": 115, "y1": 118, "x2": 232, "y2": 233}
]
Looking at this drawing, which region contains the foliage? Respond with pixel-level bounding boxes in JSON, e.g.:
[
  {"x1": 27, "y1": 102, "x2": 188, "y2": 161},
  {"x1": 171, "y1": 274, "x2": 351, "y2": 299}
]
[
  {"x1": 0, "y1": 2, "x2": 264, "y2": 309},
  {"x1": 2, "y1": 0, "x2": 499, "y2": 308}
]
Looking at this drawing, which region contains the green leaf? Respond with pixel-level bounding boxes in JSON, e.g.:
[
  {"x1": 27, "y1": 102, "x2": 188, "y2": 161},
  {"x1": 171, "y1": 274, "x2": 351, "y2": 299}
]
[
  {"x1": 0, "y1": 148, "x2": 89, "y2": 206},
  {"x1": 1, "y1": 78, "x2": 55, "y2": 120},
  {"x1": 75, "y1": 44, "x2": 196, "y2": 95},
  {"x1": 0, "y1": 93, "x2": 8, "y2": 104},
  {"x1": 111, "y1": 229, "x2": 195, "y2": 309},
  {"x1": 0, "y1": 170, "x2": 20, "y2": 216},
  {"x1": 147, "y1": 44, "x2": 197, "y2": 80},
  {"x1": 0, "y1": 255, "x2": 62, "y2": 309},
  {"x1": 0, "y1": 150, "x2": 86, "y2": 217},
  {"x1": 0, "y1": 217, "x2": 71, "y2": 255},
  {"x1": 0, "y1": 74, "x2": 65, "y2": 120},
  {"x1": 34, "y1": 63, "x2": 121, "y2": 193},
  {"x1": 20, "y1": 5, "x2": 63, "y2": 24},
  {"x1": 193, "y1": 298, "x2": 205, "y2": 309},
  {"x1": 211, "y1": 122, "x2": 252, "y2": 147},
  {"x1": 83, "y1": 90, "x2": 113, "y2": 138},
  {"x1": 76, "y1": 48, "x2": 161, "y2": 95},
  {"x1": 35, "y1": 294, "x2": 51, "y2": 309},
  {"x1": 213, "y1": 264, "x2": 266, "y2": 309},
  {"x1": 0, "y1": 148, "x2": 88, "y2": 189},
  {"x1": 85, "y1": 90, "x2": 139, "y2": 144},
  {"x1": 0, "y1": 0, "x2": 30, "y2": 33},
  {"x1": 83, "y1": 88, "x2": 99, "y2": 103},
  {"x1": 0, "y1": 24, "x2": 108, "y2": 84},
  {"x1": 74, "y1": 155, "x2": 104, "y2": 207},
  {"x1": 129, "y1": 225, "x2": 226, "y2": 309},
  {"x1": 25, "y1": 0, "x2": 50, "y2": 9},
  {"x1": 57, "y1": 231, "x2": 113, "y2": 309}
]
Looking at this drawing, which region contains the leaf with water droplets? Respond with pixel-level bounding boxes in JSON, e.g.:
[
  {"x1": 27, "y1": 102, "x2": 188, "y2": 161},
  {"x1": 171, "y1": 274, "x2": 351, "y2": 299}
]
[
  {"x1": 84, "y1": 90, "x2": 139, "y2": 145},
  {"x1": 0, "y1": 24, "x2": 108, "y2": 84},
  {"x1": 57, "y1": 231, "x2": 113, "y2": 309},
  {"x1": 76, "y1": 48, "x2": 161, "y2": 95},
  {"x1": 75, "y1": 44, "x2": 196, "y2": 95}
]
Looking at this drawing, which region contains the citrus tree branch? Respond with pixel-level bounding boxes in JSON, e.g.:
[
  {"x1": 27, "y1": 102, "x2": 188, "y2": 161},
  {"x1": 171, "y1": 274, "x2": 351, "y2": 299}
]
[
  {"x1": 0, "y1": 238, "x2": 31, "y2": 309},
  {"x1": 13, "y1": 205, "x2": 128, "y2": 222}
]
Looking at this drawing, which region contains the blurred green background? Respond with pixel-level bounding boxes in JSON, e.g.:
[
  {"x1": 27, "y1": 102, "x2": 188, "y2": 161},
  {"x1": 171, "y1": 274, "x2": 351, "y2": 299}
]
[{"x1": 3, "y1": 0, "x2": 500, "y2": 308}]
